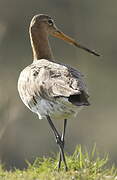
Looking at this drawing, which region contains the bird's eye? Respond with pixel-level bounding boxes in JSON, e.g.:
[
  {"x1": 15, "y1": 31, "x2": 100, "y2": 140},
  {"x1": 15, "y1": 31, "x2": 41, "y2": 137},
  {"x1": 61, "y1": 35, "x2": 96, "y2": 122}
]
[{"x1": 48, "y1": 19, "x2": 53, "y2": 26}]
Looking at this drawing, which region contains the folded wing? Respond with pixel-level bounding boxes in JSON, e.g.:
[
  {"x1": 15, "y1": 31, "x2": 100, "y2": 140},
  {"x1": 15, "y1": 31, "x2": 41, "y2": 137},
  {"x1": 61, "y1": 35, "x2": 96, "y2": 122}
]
[{"x1": 27, "y1": 60, "x2": 90, "y2": 106}]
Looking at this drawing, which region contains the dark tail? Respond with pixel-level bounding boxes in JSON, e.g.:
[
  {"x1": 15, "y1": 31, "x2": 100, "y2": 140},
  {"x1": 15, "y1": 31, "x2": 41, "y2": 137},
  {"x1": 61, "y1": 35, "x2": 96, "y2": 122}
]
[{"x1": 68, "y1": 91, "x2": 90, "y2": 106}]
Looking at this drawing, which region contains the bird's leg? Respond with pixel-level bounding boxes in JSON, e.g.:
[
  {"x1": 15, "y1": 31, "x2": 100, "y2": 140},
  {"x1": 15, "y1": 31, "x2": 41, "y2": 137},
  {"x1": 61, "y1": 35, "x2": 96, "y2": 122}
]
[
  {"x1": 46, "y1": 115, "x2": 68, "y2": 171},
  {"x1": 58, "y1": 119, "x2": 67, "y2": 170}
]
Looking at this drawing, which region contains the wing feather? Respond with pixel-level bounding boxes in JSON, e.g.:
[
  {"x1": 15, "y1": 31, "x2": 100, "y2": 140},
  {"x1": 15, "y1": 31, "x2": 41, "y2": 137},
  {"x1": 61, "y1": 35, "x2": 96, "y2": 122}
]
[
  {"x1": 18, "y1": 59, "x2": 89, "y2": 109},
  {"x1": 27, "y1": 60, "x2": 89, "y2": 99}
]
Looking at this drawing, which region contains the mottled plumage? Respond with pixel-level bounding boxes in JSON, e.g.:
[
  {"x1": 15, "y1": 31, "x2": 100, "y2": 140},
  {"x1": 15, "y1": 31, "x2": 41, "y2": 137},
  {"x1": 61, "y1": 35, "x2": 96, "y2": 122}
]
[
  {"x1": 18, "y1": 59, "x2": 89, "y2": 120},
  {"x1": 18, "y1": 14, "x2": 99, "y2": 171}
]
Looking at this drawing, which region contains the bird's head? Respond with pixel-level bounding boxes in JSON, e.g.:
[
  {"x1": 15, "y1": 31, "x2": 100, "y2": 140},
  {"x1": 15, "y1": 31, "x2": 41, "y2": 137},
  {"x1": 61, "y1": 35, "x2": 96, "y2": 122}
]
[{"x1": 30, "y1": 14, "x2": 100, "y2": 57}]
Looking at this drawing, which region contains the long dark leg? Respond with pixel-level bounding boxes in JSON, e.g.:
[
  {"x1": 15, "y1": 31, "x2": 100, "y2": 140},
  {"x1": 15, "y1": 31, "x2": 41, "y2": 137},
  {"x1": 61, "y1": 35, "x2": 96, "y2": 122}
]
[
  {"x1": 46, "y1": 115, "x2": 68, "y2": 171},
  {"x1": 58, "y1": 119, "x2": 67, "y2": 170}
]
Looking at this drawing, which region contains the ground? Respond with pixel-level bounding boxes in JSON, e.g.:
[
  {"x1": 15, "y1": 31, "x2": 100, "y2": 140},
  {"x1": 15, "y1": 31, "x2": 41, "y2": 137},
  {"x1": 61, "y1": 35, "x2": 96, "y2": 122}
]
[{"x1": 0, "y1": 146, "x2": 117, "y2": 180}]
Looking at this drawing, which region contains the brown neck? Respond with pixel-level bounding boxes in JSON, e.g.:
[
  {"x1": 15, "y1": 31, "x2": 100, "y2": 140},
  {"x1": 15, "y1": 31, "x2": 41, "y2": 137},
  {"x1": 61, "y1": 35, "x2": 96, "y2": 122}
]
[{"x1": 29, "y1": 27, "x2": 53, "y2": 61}]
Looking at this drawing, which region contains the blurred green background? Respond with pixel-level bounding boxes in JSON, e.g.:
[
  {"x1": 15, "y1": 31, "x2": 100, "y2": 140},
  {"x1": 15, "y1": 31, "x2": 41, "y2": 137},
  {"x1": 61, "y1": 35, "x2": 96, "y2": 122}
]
[{"x1": 0, "y1": 0, "x2": 117, "y2": 170}]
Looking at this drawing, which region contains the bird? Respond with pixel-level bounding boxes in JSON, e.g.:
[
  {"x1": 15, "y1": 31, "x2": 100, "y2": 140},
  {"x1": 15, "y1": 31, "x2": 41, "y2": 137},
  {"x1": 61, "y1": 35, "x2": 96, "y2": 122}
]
[{"x1": 18, "y1": 14, "x2": 100, "y2": 171}]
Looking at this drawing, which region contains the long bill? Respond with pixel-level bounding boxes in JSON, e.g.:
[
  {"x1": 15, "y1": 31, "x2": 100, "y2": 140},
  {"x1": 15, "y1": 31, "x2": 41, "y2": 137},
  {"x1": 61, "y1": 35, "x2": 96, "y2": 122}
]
[{"x1": 52, "y1": 30, "x2": 100, "y2": 57}]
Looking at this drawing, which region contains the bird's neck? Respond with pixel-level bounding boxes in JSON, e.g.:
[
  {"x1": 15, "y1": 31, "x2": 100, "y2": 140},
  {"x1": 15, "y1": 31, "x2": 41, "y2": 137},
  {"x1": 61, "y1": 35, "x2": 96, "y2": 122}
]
[{"x1": 30, "y1": 28, "x2": 53, "y2": 61}]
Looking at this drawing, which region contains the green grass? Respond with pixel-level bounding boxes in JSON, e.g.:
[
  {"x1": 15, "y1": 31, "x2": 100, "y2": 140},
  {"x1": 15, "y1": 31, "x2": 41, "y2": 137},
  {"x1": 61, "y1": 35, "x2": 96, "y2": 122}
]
[{"x1": 0, "y1": 145, "x2": 117, "y2": 180}]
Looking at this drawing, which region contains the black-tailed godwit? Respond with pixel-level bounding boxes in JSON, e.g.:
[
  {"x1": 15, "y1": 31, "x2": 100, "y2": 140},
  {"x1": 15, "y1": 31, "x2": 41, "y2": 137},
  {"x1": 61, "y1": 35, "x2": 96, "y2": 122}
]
[{"x1": 18, "y1": 14, "x2": 100, "y2": 171}]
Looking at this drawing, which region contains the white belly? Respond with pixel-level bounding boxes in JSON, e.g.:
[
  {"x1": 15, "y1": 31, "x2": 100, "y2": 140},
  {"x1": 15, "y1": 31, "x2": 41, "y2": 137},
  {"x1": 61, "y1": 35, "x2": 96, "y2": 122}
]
[{"x1": 29, "y1": 97, "x2": 82, "y2": 120}]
